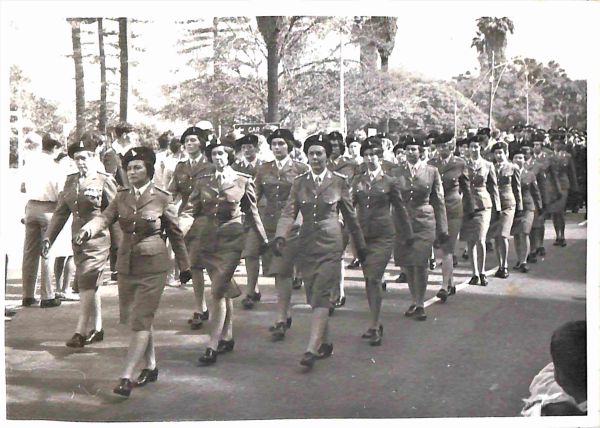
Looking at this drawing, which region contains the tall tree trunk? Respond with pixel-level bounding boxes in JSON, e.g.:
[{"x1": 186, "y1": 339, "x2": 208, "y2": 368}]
[
  {"x1": 118, "y1": 17, "x2": 129, "y2": 122},
  {"x1": 212, "y1": 17, "x2": 221, "y2": 133},
  {"x1": 69, "y1": 19, "x2": 85, "y2": 140},
  {"x1": 97, "y1": 18, "x2": 107, "y2": 134},
  {"x1": 265, "y1": 41, "x2": 279, "y2": 123}
]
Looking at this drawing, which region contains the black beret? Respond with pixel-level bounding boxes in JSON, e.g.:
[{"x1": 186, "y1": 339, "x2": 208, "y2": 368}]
[
  {"x1": 456, "y1": 137, "x2": 470, "y2": 146},
  {"x1": 68, "y1": 134, "x2": 98, "y2": 158},
  {"x1": 205, "y1": 139, "x2": 235, "y2": 158},
  {"x1": 122, "y1": 146, "x2": 156, "y2": 166},
  {"x1": 235, "y1": 133, "x2": 259, "y2": 150},
  {"x1": 345, "y1": 134, "x2": 358, "y2": 146},
  {"x1": 426, "y1": 130, "x2": 440, "y2": 140},
  {"x1": 520, "y1": 142, "x2": 534, "y2": 150},
  {"x1": 477, "y1": 127, "x2": 491, "y2": 137},
  {"x1": 328, "y1": 131, "x2": 344, "y2": 142},
  {"x1": 432, "y1": 132, "x2": 454, "y2": 145},
  {"x1": 115, "y1": 122, "x2": 134, "y2": 136},
  {"x1": 532, "y1": 133, "x2": 546, "y2": 143},
  {"x1": 360, "y1": 136, "x2": 383, "y2": 156},
  {"x1": 403, "y1": 135, "x2": 427, "y2": 148},
  {"x1": 42, "y1": 132, "x2": 62, "y2": 147},
  {"x1": 180, "y1": 126, "x2": 208, "y2": 146},
  {"x1": 512, "y1": 124, "x2": 524, "y2": 132},
  {"x1": 490, "y1": 142, "x2": 504, "y2": 152},
  {"x1": 550, "y1": 133, "x2": 566, "y2": 142},
  {"x1": 267, "y1": 128, "x2": 295, "y2": 144},
  {"x1": 392, "y1": 143, "x2": 405, "y2": 154},
  {"x1": 303, "y1": 134, "x2": 332, "y2": 157}
]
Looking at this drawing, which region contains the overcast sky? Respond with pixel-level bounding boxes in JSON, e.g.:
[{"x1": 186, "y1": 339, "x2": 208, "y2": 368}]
[{"x1": 2, "y1": 1, "x2": 597, "y2": 130}]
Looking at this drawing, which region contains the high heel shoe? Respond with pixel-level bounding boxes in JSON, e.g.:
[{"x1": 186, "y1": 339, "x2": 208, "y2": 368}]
[
  {"x1": 414, "y1": 307, "x2": 427, "y2": 321},
  {"x1": 66, "y1": 333, "x2": 86, "y2": 348},
  {"x1": 113, "y1": 378, "x2": 133, "y2": 397},
  {"x1": 85, "y1": 329, "x2": 104, "y2": 345},
  {"x1": 317, "y1": 343, "x2": 334, "y2": 359},
  {"x1": 135, "y1": 367, "x2": 158, "y2": 387},
  {"x1": 198, "y1": 348, "x2": 218, "y2": 365},
  {"x1": 300, "y1": 352, "x2": 317, "y2": 368},
  {"x1": 369, "y1": 326, "x2": 383, "y2": 346},
  {"x1": 468, "y1": 275, "x2": 479, "y2": 285},
  {"x1": 404, "y1": 304, "x2": 417, "y2": 317},
  {"x1": 479, "y1": 273, "x2": 488, "y2": 286},
  {"x1": 361, "y1": 328, "x2": 376, "y2": 339},
  {"x1": 436, "y1": 288, "x2": 448, "y2": 303}
]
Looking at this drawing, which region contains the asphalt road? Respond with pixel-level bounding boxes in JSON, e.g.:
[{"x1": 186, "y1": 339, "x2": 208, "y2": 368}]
[{"x1": 4, "y1": 216, "x2": 588, "y2": 421}]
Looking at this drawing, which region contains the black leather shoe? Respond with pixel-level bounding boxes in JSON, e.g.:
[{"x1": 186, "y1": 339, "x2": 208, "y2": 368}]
[
  {"x1": 479, "y1": 274, "x2": 488, "y2": 286},
  {"x1": 188, "y1": 312, "x2": 203, "y2": 330},
  {"x1": 537, "y1": 247, "x2": 546, "y2": 256},
  {"x1": 66, "y1": 333, "x2": 86, "y2": 348},
  {"x1": 346, "y1": 258, "x2": 361, "y2": 269},
  {"x1": 404, "y1": 304, "x2": 417, "y2": 317},
  {"x1": 200, "y1": 310, "x2": 210, "y2": 321},
  {"x1": 110, "y1": 272, "x2": 118, "y2": 282},
  {"x1": 251, "y1": 291, "x2": 261, "y2": 302},
  {"x1": 369, "y1": 326, "x2": 383, "y2": 346},
  {"x1": 468, "y1": 275, "x2": 479, "y2": 285},
  {"x1": 241, "y1": 295, "x2": 255, "y2": 309},
  {"x1": 486, "y1": 241, "x2": 494, "y2": 252},
  {"x1": 85, "y1": 329, "x2": 104, "y2": 345},
  {"x1": 361, "y1": 328, "x2": 376, "y2": 339},
  {"x1": 300, "y1": 352, "x2": 317, "y2": 368},
  {"x1": 198, "y1": 348, "x2": 218, "y2": 365},
  {"x1": 317, "y1": 343, "x2": 334, "y2": 358},
  {"x1": 395, "y1": 272, "x2": 408, "y2": 283},
  {"x1": 429, "y1": 258, "x2": 437, "y2": 270},
  {"x1": 40, "y1": 297, "x2": 61, "y2": 308},
  {"x1": 494, "y1": 268, "x2": 504, "y2": 278},
  {"x1": 22, "y1": 297, "x2": 38, "y2": 307},
  {"x1": 436, "y1": 288, "x2": 448, "y2": 303},
  {"x1": 271, "y1": 322, "x2": 287, "y2": 341},
  {"x1": 453, "y1": 255, "x2": 458, "y2": 267},
  {"x1": 560, "y1": 239, "x2": 567, "y2": 247},
  {"x1": 414, "y1": 306, "x2": 427, "y2": 321},
  {"x1": 286, "y1": 317, "x2": 292, "y2": 329},
  {"x1": 113, "y1": 378, "x2": 133, "y2": 397},
  {"x1": 527, "y1": 253, "x2": 538, "y2": 263},
  {"x1": 216, "y1": 339, "x2": 235, "y2": 354},
  {"x1": 292, "y1": 278, "x2": 303, "y2": 290},
  {"x1": 513, "y1": 262, "x2": 522, "y2": 270},
  {"x1": 328, "y1": 307, "x2": 335, "y2": 316},
  {"x1": 448, "y1": 285, "x2": 457, "y2": 296},
  {"x1": 381, "y1": 281, "x2": 387, "y2": 291},
  {"x1": 519, "y1": 263, "x2": 529, "y2": 273},
  {"x1": 135, "y1": 367, "x2": 158, "y2": 387},
  {"x1": 496, "y1": 268, "x2": 509, "y2": 279},
  {"x1": 462, "y1": 249, "x2": 469, "y2": 260},
  {"x1": 334, "y1": 296, "x2": 346, "y2": 308}
]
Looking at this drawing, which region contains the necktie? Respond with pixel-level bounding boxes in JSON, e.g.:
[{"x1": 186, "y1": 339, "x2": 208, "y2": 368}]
[
  {"x1": 276, "y1": 161, "x2": 282, "y2": 170},
  {"x1": 216, "y1": 174, "x2": 223, "y2": 188},
  {"x1": 135, "y1": 189, "x2": 141, "y2": 200},
  {"x1": 315, "y1": 176, "x2": 321, "y2": 188}
]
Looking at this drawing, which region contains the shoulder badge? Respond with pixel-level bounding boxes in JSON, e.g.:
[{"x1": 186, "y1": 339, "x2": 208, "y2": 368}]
[
  {"x1": 234, "y1": 170, "x2": 253, "y2": 179},
  {"x1": 153, "y1": 185, "x2": 171, "y2": 196},
  {"x1": 332, "y1": 171, "x2": 347, "y2": 179},
  {"x1": 294, "y1": 171, "x2": 310, "y2": 180},
  {"x1": 117, "y1": 186, "x2": 130, "y2": 192}
]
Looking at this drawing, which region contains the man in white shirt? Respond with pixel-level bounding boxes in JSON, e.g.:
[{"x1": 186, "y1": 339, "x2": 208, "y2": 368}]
[{"x1": 20, "y1": 133, "x2": 64, "y2": 307}]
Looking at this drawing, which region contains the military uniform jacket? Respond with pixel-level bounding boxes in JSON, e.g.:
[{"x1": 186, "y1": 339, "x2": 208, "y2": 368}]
[
  {"x1": 350, "y1": 171, "x2": 413, "y2": 241},
  {"x1": 168, "y1": 156, "x2": 215, "y2": 215},
  {"x1": 254, "y1": 159, "x2": 309, "y2": 234},
  {"x1": 428, "y1": 155, "x2": 474, "y2": 218},
  {"x1": 327, "y1": 157, "x2": 359, "y2": 182},
  {"x1": 519, "y1": 165, "x2": 543, "y2": 212},
  {"x1": 550, "y1": 151, "x2": 578, "y2": 193},
  {"x1": 232, "y1": 158, "x2": 263, "y2": 178},
  {"x1": 531, "y1": 152, "x2": 561, "y2": 205},
  {"x1": 275, "y1": 170, "x2": 366, "y2": 256},
  {"x1": 388, "y1": 163, "x2": 448, "y2": 241},
  {"x1": 464, "y1": 158, "x2": 501, "y2": 211},
  {"x1": 46, "y1": 172, "x2": 118, "y2": 273},
  {"x1": 86, "y1": 183, "x2": 190, "y2": 276},
  {"x1": 494, "y1": 161, "x2": 523, "y2": 211},
  {"x1": 357, "y1": 159, "x2": 396, "y2": 176},
  {"x1": 187, "y1": 169, "x2": 268, "y2": 252}
]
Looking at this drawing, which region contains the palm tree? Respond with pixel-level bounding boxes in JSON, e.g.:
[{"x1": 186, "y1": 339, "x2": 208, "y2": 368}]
[
  {"x1": 68, "y1": 18, "x2": 85, "y2": 140},
  {"x1": 471, "y1": 17, "x2": 514, "y2": 72}
]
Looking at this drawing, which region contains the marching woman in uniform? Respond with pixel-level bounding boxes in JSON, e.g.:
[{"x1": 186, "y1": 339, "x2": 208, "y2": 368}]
[
  {"x1": 391, "y1": 136, "x2": 448, "y2": 321},
  {"x1": 428, "y1": 133, "x2": 473, "y2": 300},
  {"x1": 43, "y1": 132, "x2": 118, "y2": 347},
  {"x1": 273, "y1": 134, "x2": 366, "y2": 368},
  {"x1": 168, "y1": 126, "x2": 215, "y2": 330},
  {"x1": 461, "y1": 136, "x2": 501, "y2": 286},
  {"x1": 511, "y1": 146, "x2": 543, "y2": 273},
  {"x1": 350, "y1": 136, "x2": 413, "y2": 345},
  {"x1": 254, "y1": 129, "x2": 309, "y2": 340},
  {"x1": 74, "y1": 147, "x2": 192, "y2": 397},
  {"x1": 187, "y1": 139, "x2": 268, "y2": 365},
  {"x1": 488, "y1": 143, "x2": 522, "y2": 279},
  {"x1": 546, "y1": 132, "x2": 578, "y2": 247}
]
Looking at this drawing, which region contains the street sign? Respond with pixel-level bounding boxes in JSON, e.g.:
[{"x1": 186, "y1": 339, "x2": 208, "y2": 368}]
[{"x1": 233, "y1": 122, "x2": 280, "y2": 135}]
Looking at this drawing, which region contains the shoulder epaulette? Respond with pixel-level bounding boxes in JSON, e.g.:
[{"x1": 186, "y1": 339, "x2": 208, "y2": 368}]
[
  {"x1": 98, "y1": 171, "x2": 111, "y2": 177},
  {"x1": 234, "y1": 170, "x2": 253, "y2": 179},
  {"x1": 295, "y1": 171, "x2": 310, "y2": 180},
  {"x1": 67, "y1": 172, "x2": 79, "y2": 177},
  {"x1": 196, "y1": 174, "x2": 213, "y2": 180},
  {"x1": 332, "y1": 171, "x2": 347, "y2": 179},
  {"x1": 153, "y1": 186, "x2": 171, "y2": 196},
  {"x1": 118, "y1": 187, "x2": 130, "y2": 192}
]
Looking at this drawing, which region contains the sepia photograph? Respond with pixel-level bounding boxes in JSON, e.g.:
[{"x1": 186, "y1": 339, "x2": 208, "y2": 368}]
[{"x1": 1, "y1": 1, "x2": 598, "y2": 426}]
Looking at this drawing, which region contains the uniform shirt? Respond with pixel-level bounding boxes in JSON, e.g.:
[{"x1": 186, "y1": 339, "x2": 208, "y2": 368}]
[
  {"x1": 21, "y1": 151, "x2": 62, "y2": 202},
  {"x1": 494, "y1": 160, "x2": 523, "y2": 211},
  {"x1": 133, "y1": 181, "x2": 152, "y2": 199}
]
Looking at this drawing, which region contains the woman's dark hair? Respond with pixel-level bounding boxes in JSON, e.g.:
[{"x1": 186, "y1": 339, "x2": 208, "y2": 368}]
[
  {"x1": 206, "y1": 144, "x2": 236, "y2": 165},
  {"x1": 169, "y1": 137, "x2": 182, "y2": 154}
]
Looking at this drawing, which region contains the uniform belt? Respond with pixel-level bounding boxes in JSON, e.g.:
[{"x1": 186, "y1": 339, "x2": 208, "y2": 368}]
[{"x1": 28, "y1": 199, "x2": 57, "y2": 203}]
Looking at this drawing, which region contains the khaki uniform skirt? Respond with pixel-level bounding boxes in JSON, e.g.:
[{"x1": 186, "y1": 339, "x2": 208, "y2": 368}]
[
  {"x1": 488, "y1": 206, "x2": 516, "y2": 238},
  {"x1": 460, "y1": 208, "x2": 492, "y2": 242},
  {"x1": 297, "y1": 251, "x2": 342, "y2": 309},
  {"x1": 119, "y1": 272, "x2": 168, "y2": 331},
  {"x1": 511, "y1": 210, "x2": 535, "y2": 236},
  {"x1": 362, "y1": 235, "x2": 393, "y2": 282}
]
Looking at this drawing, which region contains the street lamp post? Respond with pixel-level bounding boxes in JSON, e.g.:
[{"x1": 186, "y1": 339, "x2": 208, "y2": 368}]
[{"x1": 488, "y1": 51, "x2": 495, "y2": 129}]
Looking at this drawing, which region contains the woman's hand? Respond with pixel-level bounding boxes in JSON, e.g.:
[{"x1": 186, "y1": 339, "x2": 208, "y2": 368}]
[
  {"x1": 73, "y1": 228, "x2": 91, "y2": 245},
  {"x1": 271, "y1": 237, "x2": 286, "y2": 257},
  {"x1": 41, "y1": 239, "x2": 51, "y2": 259}
]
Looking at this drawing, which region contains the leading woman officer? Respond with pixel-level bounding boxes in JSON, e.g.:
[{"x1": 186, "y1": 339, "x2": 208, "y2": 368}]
[
  {"x1": 75, "y1": 147, "x2": 192, "y2": 398},
  {"x1": 273, "y1": 134, "x2": 367, "y2": 369}
]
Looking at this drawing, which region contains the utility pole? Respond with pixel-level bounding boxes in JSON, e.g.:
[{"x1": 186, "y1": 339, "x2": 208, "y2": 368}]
[{"x1": 488, "y1": 51, "x2": 495, "y2": 129}]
